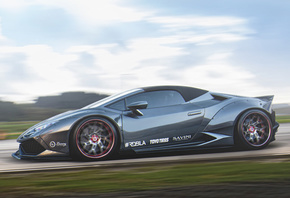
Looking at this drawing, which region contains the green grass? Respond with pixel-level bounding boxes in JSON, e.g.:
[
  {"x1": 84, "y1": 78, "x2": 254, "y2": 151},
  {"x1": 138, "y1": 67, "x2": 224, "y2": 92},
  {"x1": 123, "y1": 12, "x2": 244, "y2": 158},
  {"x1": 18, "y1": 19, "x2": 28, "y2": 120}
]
[
  {"x1": 1, "y1": 161, "x2": 290, "y2": 196},
  {"x1": 277, "y1": 115, "x2": 290, "y2": 123},
  {"x1": 0, "y1": 121, "x2": 39, "y2": 139}
]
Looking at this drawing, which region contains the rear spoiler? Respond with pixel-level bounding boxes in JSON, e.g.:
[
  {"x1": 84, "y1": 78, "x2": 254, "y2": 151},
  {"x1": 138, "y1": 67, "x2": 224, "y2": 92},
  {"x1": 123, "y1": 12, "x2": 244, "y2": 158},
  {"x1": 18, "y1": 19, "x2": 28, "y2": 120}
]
[
  {"x1": 256, "y1": 95, "x2": 274, "y2": 102},
  {"x1": 255, "y1": 95, "x2": 274, "y2": 111}
]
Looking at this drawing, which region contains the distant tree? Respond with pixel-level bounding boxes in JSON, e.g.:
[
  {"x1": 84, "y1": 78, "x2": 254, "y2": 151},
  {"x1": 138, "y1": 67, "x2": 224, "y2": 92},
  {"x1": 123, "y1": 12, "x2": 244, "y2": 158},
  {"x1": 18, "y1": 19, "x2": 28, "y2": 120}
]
[
  {"x1": 0, "y1": 92, "x2": 109, "y2": 121},
  {"x1": 0, "y1": 101, "x2": 23, "y2": 121},
  {"x1": 35, "y1": 92, "x2": 109, "y2": 109}
]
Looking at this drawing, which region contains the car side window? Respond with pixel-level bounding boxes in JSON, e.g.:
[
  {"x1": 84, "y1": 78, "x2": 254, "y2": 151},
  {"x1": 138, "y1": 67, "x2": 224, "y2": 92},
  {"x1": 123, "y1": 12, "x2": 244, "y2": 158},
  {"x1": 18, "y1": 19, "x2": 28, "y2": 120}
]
[
  {"x1": 107, "y1": 99, "x2": 126, "y2": 111},
  {"x1": 126, "y1": 90, "x2": 185, "y2": 109}
]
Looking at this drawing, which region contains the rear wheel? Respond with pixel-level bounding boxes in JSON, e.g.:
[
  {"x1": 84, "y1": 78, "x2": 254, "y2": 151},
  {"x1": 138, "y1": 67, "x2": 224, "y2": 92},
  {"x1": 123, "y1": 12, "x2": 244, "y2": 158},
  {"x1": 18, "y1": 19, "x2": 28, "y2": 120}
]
[
  {"x1": 70, "y1": 117, "x2": 118, "y2": 160},
  {"x1": 236, "y1": 110, "x2": 273, "y2": 149}
]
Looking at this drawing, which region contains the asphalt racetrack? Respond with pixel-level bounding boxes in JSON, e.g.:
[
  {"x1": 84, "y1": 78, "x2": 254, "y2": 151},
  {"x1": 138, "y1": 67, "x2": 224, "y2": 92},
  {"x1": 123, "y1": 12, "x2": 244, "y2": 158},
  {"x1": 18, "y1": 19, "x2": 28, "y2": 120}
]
[{"x1": 0, "y1": 123, "x2": 289, "y2": 173}]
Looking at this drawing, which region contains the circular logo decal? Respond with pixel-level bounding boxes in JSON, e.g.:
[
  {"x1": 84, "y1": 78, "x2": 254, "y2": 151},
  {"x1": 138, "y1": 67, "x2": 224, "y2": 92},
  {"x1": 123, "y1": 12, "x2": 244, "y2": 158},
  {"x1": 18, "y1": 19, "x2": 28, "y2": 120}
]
[{"x1": 49, "y1": 141, "x2": 56, "y2": 148}]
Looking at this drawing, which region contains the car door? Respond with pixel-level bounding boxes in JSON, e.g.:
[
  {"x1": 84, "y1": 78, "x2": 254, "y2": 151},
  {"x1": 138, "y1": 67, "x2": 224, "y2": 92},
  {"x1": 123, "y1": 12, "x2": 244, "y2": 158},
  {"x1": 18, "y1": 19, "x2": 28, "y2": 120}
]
[{"x1": 122, "y1": 90, "x2": 204, "y2": 152}]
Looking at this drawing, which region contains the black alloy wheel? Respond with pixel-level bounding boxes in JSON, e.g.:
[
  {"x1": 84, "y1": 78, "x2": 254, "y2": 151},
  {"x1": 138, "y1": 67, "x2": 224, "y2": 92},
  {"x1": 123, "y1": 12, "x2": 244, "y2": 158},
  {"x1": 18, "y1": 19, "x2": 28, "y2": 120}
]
[
  {"x1": 236, "y1": 110, "x2": 273, "y2": 149},
  {"x1": 70, "y1": 117, "x2": 118, "y2": 160}
]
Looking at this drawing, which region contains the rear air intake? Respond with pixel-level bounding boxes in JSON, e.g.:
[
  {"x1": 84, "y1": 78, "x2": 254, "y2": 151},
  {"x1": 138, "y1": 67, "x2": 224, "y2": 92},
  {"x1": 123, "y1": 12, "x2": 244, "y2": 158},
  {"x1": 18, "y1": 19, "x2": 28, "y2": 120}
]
[{"x1": 194, "y1": 133, "x2": 216, "y2": 143}]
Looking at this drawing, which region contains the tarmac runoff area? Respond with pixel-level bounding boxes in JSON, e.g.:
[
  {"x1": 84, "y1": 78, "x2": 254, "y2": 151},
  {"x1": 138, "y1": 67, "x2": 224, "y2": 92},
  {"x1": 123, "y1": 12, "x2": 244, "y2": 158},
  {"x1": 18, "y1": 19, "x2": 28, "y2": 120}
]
[{"x1": 0, "y1": 123, "x2": 289, "y2": 173}]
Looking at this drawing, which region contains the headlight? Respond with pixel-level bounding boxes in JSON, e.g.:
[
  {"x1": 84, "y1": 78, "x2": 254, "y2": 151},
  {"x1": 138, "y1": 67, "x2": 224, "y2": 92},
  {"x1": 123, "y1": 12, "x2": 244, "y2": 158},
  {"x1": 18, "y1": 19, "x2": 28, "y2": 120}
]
[
  {"x1": 33, "y1": 122, "x2": 56, "y2": 133},
  {"x1": 18, "y1": 121, "x2": 57, "y2": 141}
]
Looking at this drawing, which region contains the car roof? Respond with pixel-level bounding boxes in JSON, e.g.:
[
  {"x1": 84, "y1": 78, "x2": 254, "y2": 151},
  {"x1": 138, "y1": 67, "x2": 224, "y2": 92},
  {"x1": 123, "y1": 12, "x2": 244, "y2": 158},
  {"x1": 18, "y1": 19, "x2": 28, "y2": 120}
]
[{"x1": 141, "y1": 85, "x2": 208, "y2": 102}]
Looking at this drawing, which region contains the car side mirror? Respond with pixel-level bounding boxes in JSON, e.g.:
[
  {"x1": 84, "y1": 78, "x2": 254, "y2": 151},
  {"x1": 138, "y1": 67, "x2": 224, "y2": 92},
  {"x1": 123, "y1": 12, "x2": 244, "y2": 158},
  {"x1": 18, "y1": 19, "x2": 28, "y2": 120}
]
[{"x1": 127, "y1": 101, "x2": 148, "y2": 116}]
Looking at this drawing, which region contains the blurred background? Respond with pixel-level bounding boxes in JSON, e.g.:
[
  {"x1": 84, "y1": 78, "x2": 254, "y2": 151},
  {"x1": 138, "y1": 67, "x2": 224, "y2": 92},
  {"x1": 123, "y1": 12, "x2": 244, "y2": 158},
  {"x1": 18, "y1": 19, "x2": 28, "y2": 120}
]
[
  {"x1": 0, "y1": 2, "x2": 290, "y2": 197},
  {"x1": 0, "y1": 0, "x2": 289, "y2": 124}
]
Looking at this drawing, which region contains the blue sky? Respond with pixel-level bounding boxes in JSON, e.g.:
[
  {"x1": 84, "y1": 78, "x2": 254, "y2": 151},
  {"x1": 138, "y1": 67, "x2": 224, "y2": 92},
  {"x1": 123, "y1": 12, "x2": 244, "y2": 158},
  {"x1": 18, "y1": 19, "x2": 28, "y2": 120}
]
[{"x1": 0, "y1": 0, "x2": 289, "y2": 103}]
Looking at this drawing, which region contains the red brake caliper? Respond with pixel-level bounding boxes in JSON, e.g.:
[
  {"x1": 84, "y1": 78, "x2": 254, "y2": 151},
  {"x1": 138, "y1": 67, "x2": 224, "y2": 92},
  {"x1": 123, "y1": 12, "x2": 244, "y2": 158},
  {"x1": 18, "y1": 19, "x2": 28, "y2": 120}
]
[
  {"x1": 91, "y1": 134, "x2": 99, "y2": 143},
  {"x1": 248, "y1": 126, "x2": 255, "y2": 133}
]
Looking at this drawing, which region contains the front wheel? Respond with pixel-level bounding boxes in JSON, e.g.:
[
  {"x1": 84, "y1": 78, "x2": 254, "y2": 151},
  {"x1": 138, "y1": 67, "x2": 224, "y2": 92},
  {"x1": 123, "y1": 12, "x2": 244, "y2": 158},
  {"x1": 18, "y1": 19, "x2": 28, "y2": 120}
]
[
  {"x1": 236, "y1": 110, "x2": 273, "y2": 149},
  {"x1": 70, "y1": 117, "x2": 118, "y2": 160}
]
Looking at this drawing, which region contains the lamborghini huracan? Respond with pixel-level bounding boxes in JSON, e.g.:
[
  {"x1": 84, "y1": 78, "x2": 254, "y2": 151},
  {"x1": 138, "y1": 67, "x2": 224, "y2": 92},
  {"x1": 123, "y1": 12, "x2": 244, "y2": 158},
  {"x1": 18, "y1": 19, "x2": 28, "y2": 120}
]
[{"x1": 12, "y1": 86, "x2": 279, "y2": 160}]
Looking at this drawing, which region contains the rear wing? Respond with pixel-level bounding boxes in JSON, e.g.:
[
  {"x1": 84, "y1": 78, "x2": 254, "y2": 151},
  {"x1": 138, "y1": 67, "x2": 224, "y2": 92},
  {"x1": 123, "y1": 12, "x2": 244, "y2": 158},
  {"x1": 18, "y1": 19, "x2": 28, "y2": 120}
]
[{"x1": 255, "y1": 95, "x2": 274, "y2": 111}]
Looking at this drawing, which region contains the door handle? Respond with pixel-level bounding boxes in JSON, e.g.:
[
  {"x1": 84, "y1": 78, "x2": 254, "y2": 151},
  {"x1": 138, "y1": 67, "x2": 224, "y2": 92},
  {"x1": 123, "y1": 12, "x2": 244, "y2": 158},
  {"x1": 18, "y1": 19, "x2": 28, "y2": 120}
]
[{"x1": 188, "y1": 111, "x2": 202, "y2": 116}]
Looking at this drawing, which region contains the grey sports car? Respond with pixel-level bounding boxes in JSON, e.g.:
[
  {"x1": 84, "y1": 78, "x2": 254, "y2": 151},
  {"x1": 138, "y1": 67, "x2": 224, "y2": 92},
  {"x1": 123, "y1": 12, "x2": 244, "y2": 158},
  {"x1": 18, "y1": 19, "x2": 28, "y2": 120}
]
[{"x1": 13, "y1": 86, "x2": 279, "y2": 160}]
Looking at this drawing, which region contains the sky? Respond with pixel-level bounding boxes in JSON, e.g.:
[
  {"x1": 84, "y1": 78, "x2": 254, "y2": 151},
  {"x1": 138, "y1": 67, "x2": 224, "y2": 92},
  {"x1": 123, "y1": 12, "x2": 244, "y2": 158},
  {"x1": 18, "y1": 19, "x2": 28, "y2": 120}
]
[{"x1": 0, "y1": 0, "x2": 289, "y2": 104}]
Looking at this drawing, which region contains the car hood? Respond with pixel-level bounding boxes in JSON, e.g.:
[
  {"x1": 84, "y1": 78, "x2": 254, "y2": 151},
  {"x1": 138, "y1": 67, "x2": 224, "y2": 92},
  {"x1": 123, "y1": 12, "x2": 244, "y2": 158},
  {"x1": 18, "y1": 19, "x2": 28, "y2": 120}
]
[
  {"x1": 47, "y1": 109, "x2": 86, "y2": 121},
  {"x1": 44, "y1": 108, "x2": 106, "y2": 123},
  {"x1": 17, "y1": 108, "x2": 106, "y2": 141}
]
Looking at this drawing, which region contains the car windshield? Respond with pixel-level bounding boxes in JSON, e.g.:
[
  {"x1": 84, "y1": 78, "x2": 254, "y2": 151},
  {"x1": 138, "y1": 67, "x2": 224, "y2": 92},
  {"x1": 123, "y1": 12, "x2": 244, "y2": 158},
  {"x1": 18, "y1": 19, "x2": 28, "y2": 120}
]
[{"x1": 82, "y1": 88, "x2": 142, "y2": 109}]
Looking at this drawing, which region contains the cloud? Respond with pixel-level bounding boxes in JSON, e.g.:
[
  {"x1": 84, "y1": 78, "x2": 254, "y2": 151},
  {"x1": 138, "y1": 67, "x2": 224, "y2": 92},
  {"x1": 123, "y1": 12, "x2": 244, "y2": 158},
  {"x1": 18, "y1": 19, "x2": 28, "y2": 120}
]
[
  {"x1": 65, "y1": 41, "x2": 184, "y2": 93},
  {"x1": 0, "y1": 0, "x2": 35, "y2": 10},
  {"x1": 55, "y1": 0, "x2": 153, "y2": 25},
  {"x1": 148, "y1": 16, "x2": 247, "y2": 29},
  {"x1": 182, "y1": 53, "x2": 266, "y2": 94},
  {"x1": 0, "y1": 51, "x2": 35, "y2": 100},
  {"x1": 0, "y1": 18, "x2": 8, "y2": 43},
  {"x1": 148, "y1": 15, "x2": 253, "y2": 46},
  {"x1": 0, "y1": 1, "x2": 287, "y2": 104},
  {"x1": 0, "y1": 0, "x2": 153, "y2": 24},
  {"x1": 0, "y1": 10, "x2": 256, "y2": 102},
  {"x1": 0, "y1": 45, "x2": 78, "y2": 101}
]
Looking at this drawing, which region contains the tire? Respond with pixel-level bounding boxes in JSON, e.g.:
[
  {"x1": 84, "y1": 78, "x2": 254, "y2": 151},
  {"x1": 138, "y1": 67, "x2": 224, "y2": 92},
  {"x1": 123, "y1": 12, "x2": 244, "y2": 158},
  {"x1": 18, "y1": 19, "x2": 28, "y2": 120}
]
[
  {"x1": 70, "y1": 117, "x2": 118, "y2": 161},
  {"x1": 236, "y1": 110, "x2": 273, "y2": 150}
]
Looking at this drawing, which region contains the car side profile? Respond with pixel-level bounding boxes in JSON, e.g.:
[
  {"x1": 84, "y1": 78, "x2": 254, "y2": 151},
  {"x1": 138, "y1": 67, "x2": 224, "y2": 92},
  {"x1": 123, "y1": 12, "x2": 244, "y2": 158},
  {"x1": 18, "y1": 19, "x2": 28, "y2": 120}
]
[{"x1": 13, "y1": 86, "x2": 279, "y2": 160}]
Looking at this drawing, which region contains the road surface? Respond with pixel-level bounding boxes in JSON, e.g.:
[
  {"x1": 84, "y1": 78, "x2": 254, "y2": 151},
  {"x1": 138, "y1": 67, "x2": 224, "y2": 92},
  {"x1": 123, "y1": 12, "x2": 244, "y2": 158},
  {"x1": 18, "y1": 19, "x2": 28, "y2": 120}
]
[{"x1": 0, "y1": 123, "x2": 289, "y2": 173}]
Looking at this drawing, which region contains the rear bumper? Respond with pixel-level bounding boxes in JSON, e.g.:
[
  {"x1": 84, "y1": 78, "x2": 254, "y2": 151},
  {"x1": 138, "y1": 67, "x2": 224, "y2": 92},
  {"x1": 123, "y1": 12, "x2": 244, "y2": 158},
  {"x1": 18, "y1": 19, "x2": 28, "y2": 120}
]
[
  {"x1": 271, "y1": 121, "x2": 279, "y2": 142},
  {"x1": 273, "y1": 121, "x2": 279, "y2": 132},
  {"x1": 270, "y1": 109, "x2": 279, "y2": 141}
]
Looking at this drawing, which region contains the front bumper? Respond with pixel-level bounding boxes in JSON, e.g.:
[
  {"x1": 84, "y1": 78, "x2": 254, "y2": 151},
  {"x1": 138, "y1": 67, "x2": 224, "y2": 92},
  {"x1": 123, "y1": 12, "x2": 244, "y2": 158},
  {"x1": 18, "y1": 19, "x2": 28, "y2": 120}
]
[{"x1": 12, "y1": 139, "x2": 69, "y2": 160}]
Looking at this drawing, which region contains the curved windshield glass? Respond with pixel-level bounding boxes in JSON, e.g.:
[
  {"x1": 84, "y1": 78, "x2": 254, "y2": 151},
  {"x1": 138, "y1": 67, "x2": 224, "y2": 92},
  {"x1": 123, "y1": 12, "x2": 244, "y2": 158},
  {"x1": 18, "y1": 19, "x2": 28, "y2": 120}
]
[{"x1": 82, "y1": 88, "x2": 142, "y2": 109}]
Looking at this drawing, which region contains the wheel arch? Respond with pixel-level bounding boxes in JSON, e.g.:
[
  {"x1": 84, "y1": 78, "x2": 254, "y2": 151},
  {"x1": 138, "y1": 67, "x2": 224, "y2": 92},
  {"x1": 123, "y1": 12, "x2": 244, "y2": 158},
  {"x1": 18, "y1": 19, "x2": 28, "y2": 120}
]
[
  {"x1": 233, "y1": 107, "x2": 273, "y2": 145},
  {"x1": 233, "y1": 107, "x2": 273, "y2": 129}
]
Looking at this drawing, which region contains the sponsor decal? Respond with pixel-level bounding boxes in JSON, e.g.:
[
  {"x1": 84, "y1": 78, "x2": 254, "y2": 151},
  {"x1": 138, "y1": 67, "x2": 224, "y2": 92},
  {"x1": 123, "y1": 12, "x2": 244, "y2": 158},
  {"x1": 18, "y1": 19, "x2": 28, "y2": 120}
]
[
  {"x1": 49, "y1": 141, "x2": 67, "y2": 148},
  {"x1": 56, "y1": 142, "x2": 67, "y2": 147},
  {"x1": 125, "y1": 140, "x2": 146, "y2": 148},
  {"x1": 173, "y1": 135, "x2": 192, "y2": 141},
  {"x1": 49, "y1": 141, "x2": 56, "y2": 148},
  {"x1": 150, "y1": 137, "x2": 169, "y2": 145}
]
